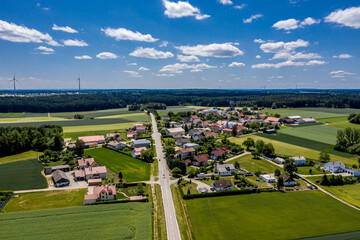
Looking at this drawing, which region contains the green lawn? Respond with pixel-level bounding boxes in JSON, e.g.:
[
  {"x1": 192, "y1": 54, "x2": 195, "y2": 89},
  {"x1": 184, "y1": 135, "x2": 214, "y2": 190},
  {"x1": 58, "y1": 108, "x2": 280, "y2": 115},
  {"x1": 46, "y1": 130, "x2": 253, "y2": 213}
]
[
  {"x1": 0, "y1": 151, "x2": 41, "y2": 165},
  {"x1": 306, "y1": 176, "x2": 360, "y2": 208},
  {"x1": 2, "y1": 189, "x2": 86, "y2": 213},
  {"x1": 296, "y1": 166, "x2": 324, "y2": 175},
  {"x1": 185, "y1": 191, "x2": 360, "y2": 240},
  {"x1": 0, "y1": 159, "x2": 47, "y2": 191},
  {"x1": 85, "y1": 148, "x2": 150, "y2": 182},
  {"x1": 227, "y1": 154, "x2": 282, "y2": 174},
  {"x1": 0, "y1": 203, "x2": 152, "y2": 240}
]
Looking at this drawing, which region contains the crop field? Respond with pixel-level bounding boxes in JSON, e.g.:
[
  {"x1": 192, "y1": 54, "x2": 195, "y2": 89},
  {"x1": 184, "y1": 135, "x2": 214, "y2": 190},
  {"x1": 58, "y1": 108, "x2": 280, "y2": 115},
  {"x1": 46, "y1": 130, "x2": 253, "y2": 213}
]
[
  {"x1": 2, "y1": 189, "x2": 87, "y2": 213},
  {"x1": 63, "y1": 122, "x2": 137, "y2": 133},
  {"x1": 0, "y1": 151, "x2": 40, "y2": 165},
  {"x1": 185, "y1": 191, "x2": 360, "y2": 240},
  {"x1": 0, "y1": 159, "x2": 47, "y2": 191},
  {"x1": 230, "y1": 135, "x2": 358, "y2": 166},
  {"x1": 306, "y1": 176, "x2": 360, "y2": 208},
  {"x1": 96, "y1": 112, "x2": 147, "y2": 121},
  {"x1": 0, "y1": 116, "x2": 71, "y2": 124},
  {"x1": 158, "y1": 106, "x2": 200, "y2": 114},
  {"x1": 261, "y1": 108, "x2": 357, "y2": 119},
  {"x1": 227, "y1": 154, "x2": 282, "y2": 174},
  {"x1": 0, "y1": 203, "x2": 152, "y2": 240},
  {"x1": 85, "y1": 148, "x2": 150, "y2": 182}
]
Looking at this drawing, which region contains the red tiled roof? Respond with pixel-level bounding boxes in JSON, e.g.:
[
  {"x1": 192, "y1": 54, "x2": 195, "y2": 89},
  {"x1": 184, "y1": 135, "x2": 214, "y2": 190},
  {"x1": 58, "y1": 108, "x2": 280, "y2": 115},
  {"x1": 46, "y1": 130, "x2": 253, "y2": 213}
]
[
  {"x1": 78, "y1": 135, "x2": 105, "y2": 143},
  {"x1": 179, "y1": 148, "x2": 195, "y2": 153},
  {"x1": 194, "y1": 154, "x2": 209, "y2": 163}
]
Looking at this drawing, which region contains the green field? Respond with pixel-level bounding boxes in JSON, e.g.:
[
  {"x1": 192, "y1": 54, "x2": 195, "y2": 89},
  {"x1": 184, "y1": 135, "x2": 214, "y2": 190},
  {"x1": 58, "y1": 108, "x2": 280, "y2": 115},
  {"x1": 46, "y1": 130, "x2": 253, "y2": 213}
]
[
  {"x1": 63, "y1": 122, "x2": 137, "y2": 133},
  {"x1": 306, "y1": 176, "x2": 360, "y2": 208},
  {"x1": 0, "y1": 203, "x2": 152, "y2": 240},
  {"x1": 2, "y1": 189, "x2": 86, "y2": 213},
  {"x1": 185, "y1": 191, "x2": 360, "y2": 240},
  {"x1": 262, "y1": 108, "x2": 357, "y2": 119},
  {"x1": 227, "y1": 154, "x2": 282, "y2": 174},
  {"x1": 96, "y1": 112, "x2": 147, "y2": 121},
  {"x1": 158, "y1": 106, "x2": 200, "y2": 114},
  {"x1": 296, "y1": 166, "x2": 324, "y2": 175},
  {"x1": 85, "y1": 148, "x2": 150, "y2": 182},
  {"x1": 0, "y1": 151, "x2": 40, "y2": 165},
  {"x1": 64, "y1": 130, "x2": 118, "y2": 140},
  {"x1": 0, "y1": 159, "x2": 47, "y2": 191}
]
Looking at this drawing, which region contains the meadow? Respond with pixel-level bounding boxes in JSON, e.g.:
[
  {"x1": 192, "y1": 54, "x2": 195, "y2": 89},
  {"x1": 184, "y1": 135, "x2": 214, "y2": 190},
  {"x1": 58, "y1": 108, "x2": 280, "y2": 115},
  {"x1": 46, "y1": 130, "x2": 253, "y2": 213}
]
[
  {"x1": 0, "y1": 159, "x2": 47, "y2": 191},
  {"x1": 227, "y1": 154, "x2": 282, "y2": 174},
  {"x1": 0, "y1": 203, "x2": 152, "y2": 240},
  {"x1": 262, "y1": 107, "x2": 357, "y2": 119},
  {"x1": 158, "y1": 106, "x2": 200, "y2": 114},
  {"x1": 185, "y1": 191, "x2": 360, "y2": 240},
  {"x1": 85, "y1": 148, "x2": 150, "y2": 182},
  {"x1": 2, "y1": 189, "x2": 86, "y2": 213},
  {"x1": 63, "y1": 122, "x2": 137, "y2": 133},
  {"x1": 0, "y1": 151, "x2": 40, "y2": 165}
]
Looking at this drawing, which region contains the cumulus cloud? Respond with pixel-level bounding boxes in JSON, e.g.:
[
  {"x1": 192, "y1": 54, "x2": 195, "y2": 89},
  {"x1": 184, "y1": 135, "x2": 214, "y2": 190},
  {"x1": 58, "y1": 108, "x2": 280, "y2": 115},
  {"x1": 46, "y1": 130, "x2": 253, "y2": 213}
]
[
  {"x1": 124, "y1": 70, "x2": 142, "y2": 78},
  {"x1": 218, "y1": 0, "x2": 233, "y2": 5},
  {"x1": 138, "y1": 67, "x2": 150, "y2": 71},
  {"x1": 243, "y1": 14, "x2": 263, "y2": 23},
  {"x1": 256, "y1": 55, "x2": 261, "y2": 59},
  {"x1": 156, "y1": 73, "x2": 175, "y2": 77},
  {"x1": 254, "y1": 38, "x2": 265, "y2": 44},
  {"x1": 251, "y1": 59, "x2": 325, "y2": 69},
  {"x1": 162, "y1": 0, "x2": 210, "y2": 20},
  {"x1": 63, "y1": 39, "x2": 88, "y2": 47},
  {"x1": 177, "y1": 54, "x2": 200, "y2": 62},
  {"x1": 333, "y1": 53, "x2": 353, "y2": 59},
  {"x1": 0, "y1": 19, "x2": 60, "y2": 46},
  {"x1": 160, "y1": 41, "x2": 169, "y2": 47},
  {"x1": 74, "y1": 55, "x2": 92, "y2": 59},
  {"x1": 96, "y1": 52, "x2": 118, "y2": 59},
  {"x1": 176, "y1": 43, "x2": 243, "y2": 58},
  {"x1": 330, "y1": 70, "x2": 355, "y2": 78},
  {"x1": 160, "y1": 63, "x2": 216, "y2": 74},
  {"x1": 127, "y1": 63, "x2": 137, "y2": 66},
  {"x1": 273, "y1": 17, "x2": 320, "y2": 30},
  {"x1": 300, "y1": 17, "x2": 320, "y2": 26},
  {"x1": 130, "y1": 47, "x2": 174, "y2": 59},
  {"x1": 260, "y1": 39, "x2": 309, "y2": 53},
  {"x1": 272, "y1": 52, "x2": 322, "y2": 60},
  {"x1": 229, "y1": 62, "x2": 245, "y2": 67},
  {"x1": 325, "y1": 7, "x2": 360, "y2": 29},
  {"x1": 101, "y1": 27, "x2": 158, "y2": 42},
  {"x1": 52, "y1": 24, "x2": 78, "y2": 33},
  {"x1": 234, "y1": 4, "x2": 247, "y2": 10},
  {"x1": 36, "y1": 46, "x2": 55, "y2": 55}
]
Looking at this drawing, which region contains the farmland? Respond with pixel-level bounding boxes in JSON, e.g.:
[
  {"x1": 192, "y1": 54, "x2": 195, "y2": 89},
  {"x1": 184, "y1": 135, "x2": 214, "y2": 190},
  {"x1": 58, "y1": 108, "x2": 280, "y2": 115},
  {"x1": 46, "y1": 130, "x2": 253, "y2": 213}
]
[
  {"x1": 185, "y1": 191, "x2": 360, "y2": 240},
  {"x1": 262, "y1": 107, "x2": 357, "y2": 119},
  {"x1": 85, "y1": 148, "x2": 150, "y2": 182},
  {"x1": 0, "y1": 151, "x2": 40, "y2": 165},
  {"x1": 0, "y1": 159, "x2": 47, "y2": 191},
  {"x1": 227, "y1": 154, "x2": 282, "y2": 174},
  {"x1": 2, "y1": 189, "x2": 86, "y2": 213},
  {"x1": 0, "y1": 203, "x2": 152, "y2": 240},
  {"x1": 63, "y1": 122, "x2": 138, "y2": 133}
]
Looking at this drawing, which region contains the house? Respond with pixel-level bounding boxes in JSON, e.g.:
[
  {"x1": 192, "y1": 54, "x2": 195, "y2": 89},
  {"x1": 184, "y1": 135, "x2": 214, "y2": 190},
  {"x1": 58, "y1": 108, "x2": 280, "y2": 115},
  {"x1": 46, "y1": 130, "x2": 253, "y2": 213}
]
[
  {"x1": 84, "y1": 166, "x2": 107, "y2": 181},
  {"x1": 78, "y1": 135, "x2": 106, "y2": 147},
  {"x1": 324, "y1": 161, "x2": 346, "y2": 173},
  {"x1": 210, "y1": 149, "x2": 225, "y2": 160},
  {"x1": 44, "y1": 165, "x2": 70, "y2": 175},
  {"x1": 84, "y1": 185, "x2": 116, "y2": 205},
  {"x1": 274, "y1": 157, "x2": 285, "y2": 164},
  {"x1": 74, "y1": 169, "x2": 85, "y2": 181},
  {"x1": 184, "y1": 159, "x2": 192, "y2": 166},
  {"x1": 201, "y1": 121, "x2": 210, "y2": 128},
  {"x1": 174, "y1": 136, "x2": 190, "y2": 146},
  {"x1": 209, "y1": 125, "x2": 221, "y2": 133},
  {"x1": 78, "y1": 158, "x2": 97, "y2": 169},
  {"x1": 162, "y1": 115, "x2": 170, "y2": 121},
  {"x1": 214, "y1": 163, "x2": 235, "y2": 176},
  {"x1": 177, "y1": 148, "x2": 195, "y2": 159},
  {"x1": 132, "y1": 147, "x2": 147, "y2": 158},
  {"x1": 106, "y1": 133, "x2": 121, "y2": 140},
  {"x1": 192, "y1": 154, "x2": 210, "y2": 167},
  {"x1": 204, "y1": 131, "x2": 217, "y2": 138},
  {"x1": 52, "y1": 170, "x2": 70, "y2": 187},
  {"x1": 260, "y1": 174, "x2": 276, "y2": 183},
  {"x1": 127, "y1": 131, "x2": 139, "y2": 139},
  {"x1": 222, "y1": 128, "x2": 233, "y2": 134},
  {"x1": 264, "y1": 117, "x2": 281, "y2": 125},
  {"x1": 136, "y1": 126, "x2": 146, "y2": 133},
  {"x1": 219, "y1": 146, "x2": 231, "y2": 155},
  {"x1": 132, "y1": 139, "x2": 151, "y2": 148},
  {"x1": 107, "y1": 141, "x2": 127, "y2": 150},
  {"x1": 279, "y1": 173, "x2": 296, "y2": 187},
  {"x1": 189, "y1": 129, "x2": 204, "y2": 140},
  {"x1": 212, "y1": 180, "x2": 232, "y2": 191},
  {"x1": 289, "y1": 156, "x2": 307, "y2": 166},
  {"x1": 166, "y1": 127, "x2": 185, "y2": 136},
  {"x1": 183, "y1": 143, "x2": 200, "y2": 149}
]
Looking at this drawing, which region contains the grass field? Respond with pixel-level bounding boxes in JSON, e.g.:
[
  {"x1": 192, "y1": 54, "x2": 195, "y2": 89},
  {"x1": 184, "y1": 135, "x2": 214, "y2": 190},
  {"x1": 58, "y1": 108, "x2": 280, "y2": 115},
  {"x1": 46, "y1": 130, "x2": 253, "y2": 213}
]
[
  {"x1": 85, "y1": 148, "x2": 150, "y2": 182},
  {"x1": 0, "y1": 203, "x2": 152, "y2": 240},
  {"x1": 96, "y1": 112, "x2": 147, "y2": 121},
  {"x1": 227, "y1": 154, "x2": 282, "y2": 174},
  {"x1": 0, "y1": 116, "x2": 70, "y2": 124},
  {"x1": 63, "y1": 122, "x2": 137, "y2": 133},
  {"x1": 230, "y1": 135, "x2": 358, "y2": 166},
  {"x1": 154, "y1": 184, "x2": 167, "y2": 240},
  {"x1": 158, "y1": 106, "x2": 200, "y2": 114},
  {"x1": 0, "y1": 159, "x2": 47, "y2": 191},
  {"x1": 185, "y1": 191, "x2": 360, "y2": 240},
  {"x1": 296, "y1": 166, "x2": 324, "y2": 175},
  {"x1": 0, "y1": 151, "x2": 40, "y2": 165},
  {"x1": 306, "y1": 176, "x2": 360, "y2": 208},
  {"x1": 2, "y1": 189, "x2": 86, "y2": 213},
  {"x1": 262, "y1": 108, "x2": 357, "y2": 119}
]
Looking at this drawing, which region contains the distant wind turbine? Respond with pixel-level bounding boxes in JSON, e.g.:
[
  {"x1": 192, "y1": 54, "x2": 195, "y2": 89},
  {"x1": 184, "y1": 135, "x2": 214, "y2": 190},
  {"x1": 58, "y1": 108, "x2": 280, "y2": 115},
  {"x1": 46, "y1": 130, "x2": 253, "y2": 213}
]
[{"x1": 9, "y1": 74, "x2": 20, "y2": 96}]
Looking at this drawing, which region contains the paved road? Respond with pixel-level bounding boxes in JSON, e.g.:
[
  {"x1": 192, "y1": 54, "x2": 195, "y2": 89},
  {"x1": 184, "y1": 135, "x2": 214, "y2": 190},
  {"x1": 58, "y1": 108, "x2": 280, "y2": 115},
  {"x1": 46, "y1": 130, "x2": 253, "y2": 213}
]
[{"x1": 151, "y1": 113, "x2": 181, "y2": 240}]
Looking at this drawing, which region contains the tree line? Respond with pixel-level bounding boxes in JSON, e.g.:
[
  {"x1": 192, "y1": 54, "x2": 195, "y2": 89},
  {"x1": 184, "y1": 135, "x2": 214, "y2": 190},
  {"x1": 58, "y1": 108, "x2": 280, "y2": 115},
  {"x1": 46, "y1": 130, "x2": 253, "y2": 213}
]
[
  {"x1": 334, "y1": 127, "x2": 360, "y2": 154},
  {"x1": 348, "y1": 113, "x2": 360, "y2": 124}
]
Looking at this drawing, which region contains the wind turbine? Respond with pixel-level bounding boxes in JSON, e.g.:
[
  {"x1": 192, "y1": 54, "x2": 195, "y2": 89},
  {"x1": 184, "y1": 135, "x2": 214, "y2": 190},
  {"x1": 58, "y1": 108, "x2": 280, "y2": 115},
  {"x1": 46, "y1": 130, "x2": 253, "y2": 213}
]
[
  {"x1": 78, "y1": 75, "x2": 81, "y2": 93},
  {"x1": 9, "y1": 74, "x2": 20, "y2": 96}
]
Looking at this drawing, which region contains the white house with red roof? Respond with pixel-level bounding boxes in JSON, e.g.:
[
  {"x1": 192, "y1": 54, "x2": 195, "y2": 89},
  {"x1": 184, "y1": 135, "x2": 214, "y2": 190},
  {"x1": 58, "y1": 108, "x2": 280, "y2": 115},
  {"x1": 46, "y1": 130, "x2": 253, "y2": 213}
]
[
  {"x1": 77, "y1": 157, "x2": 97, "y2": 169},
  {"x1": 84, "y1": 185, "x2": 116, "y2": 205},
  {"x1": 132, "y1": 147, "x2": 148, "y2": 158}
]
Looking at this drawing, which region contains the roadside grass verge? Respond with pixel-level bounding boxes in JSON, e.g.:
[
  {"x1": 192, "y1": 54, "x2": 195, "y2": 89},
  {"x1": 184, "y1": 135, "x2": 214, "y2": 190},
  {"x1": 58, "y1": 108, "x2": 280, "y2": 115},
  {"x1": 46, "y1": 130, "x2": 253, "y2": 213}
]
[
  {"x1": 154, "y1": 184, "x2": 167, "y2": 240},
  {"x1": 0, "y1": 151, "x2": 41, "y2": 165},
  {"x1": 2, "y1": 189, "x2": 86, "y2": 213}
]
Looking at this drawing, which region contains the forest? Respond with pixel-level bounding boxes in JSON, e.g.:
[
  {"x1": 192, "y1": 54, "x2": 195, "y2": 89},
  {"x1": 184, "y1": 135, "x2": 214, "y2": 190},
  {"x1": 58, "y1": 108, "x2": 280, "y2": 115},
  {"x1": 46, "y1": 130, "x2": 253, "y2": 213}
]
[{"x1": 1, "y1": 89, "x2": 360, "y2": 112}]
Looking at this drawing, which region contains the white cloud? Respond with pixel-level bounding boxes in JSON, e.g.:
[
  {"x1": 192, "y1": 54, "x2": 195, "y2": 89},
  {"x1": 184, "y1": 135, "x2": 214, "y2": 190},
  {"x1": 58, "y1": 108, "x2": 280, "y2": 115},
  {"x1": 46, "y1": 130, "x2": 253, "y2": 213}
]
[
  {"x1": 63, "y1": 39, "x2": 88, "y2": 47},
  {"x1": 176, "y1": 43, "x2": 243, "y2": 58},
  {"x1": 325, "y1": 7, "x2": 360, "y2": 29},
  {"x1": 124, "y1": 70, "x2": 142, "y2": 78},
  {"x1": 229, "y1": 62, "x2": 245, "y2": 67},
  {"x1": 160, "y1": 41, "x2": 169, "y2": 47},
  {"x1": 0, "y1": 19, "x2": 60, "y2": 46},
  {"x1": 333, "y1": 54, "x2": 353, "y2": 59},
  {"x1": 177, "y1": 54, "x2": 200, "y2": 62},
  {"x1": 251, "y1": 59, "x2": 325, "y2": 69},
  {"x1": 36, "y1": 46, "x2": 54, "y2": 55},
  {"x1": 256, "y1": 55, "x2": 261, "y2": 59},
  {"x1": 101, "y1": 27, "x2": 158, "y2": 42},
  {"x1": 138, "y1": 67, "x2": 150, "y2": 71},
  {"x1": 243, "y1": 14, "x2": 263, "y2": 23},
  {"x1": 74, "y1": 55, "x2": 92, "y2": 59},
  {"x1": 260, "y1": 39, "x2": 309, "y2": 53},
  {"x1": 234, "y1": 4, "x2": 247, "y2": 10},
  {"x1": 305, "y1": 60, "x2": 326, "y2": 66},
  {"x1": 330, "y1": 70, "x2": 355, "y2": 78},
  {"x1": 127, "y1": 63, "x2": 137, "y2": 66},
  {"x1": 52, "y1": 24, "x2": 78, "y2": 33},
  {"x1": 272, "y1": 52, "x2": 322, "y2": 60},
  {"x1": 130, "y1": 47, "x2": 174, "y2": 59},
  {"x1": 254, "y1": 38, "x2": 265, "y2": 44},
  {"x1": 96, "y1": 52, "x2": 118, "y2": 59},
  {"x1": 162, "y1": 0, "x2": 210, "y2": 20},
  {"x1": 273, "y1": 17, "x2": 320, "y2": 30},
  {"x1": 218, "y1": 0, "x2": 233, "y2": 5},
  {"x1": 300, "y1": 17, "x2": 320, "y2": 26},
  {"x1": 156, "y1": 73, "x2": 175, "y2": 77},
  {"x1": 160, "y1": 63, "x2": 216, "y2": 74}
]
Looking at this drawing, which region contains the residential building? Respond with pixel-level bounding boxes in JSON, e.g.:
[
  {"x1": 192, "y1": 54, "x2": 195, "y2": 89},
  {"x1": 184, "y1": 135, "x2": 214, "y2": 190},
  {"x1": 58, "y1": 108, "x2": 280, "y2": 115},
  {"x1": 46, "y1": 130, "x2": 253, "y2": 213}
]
[
  {"x1": 264, "y1": 117, "x2": 281, "y2": 125},
  {"x1": 214, "y1": 163, "x2": 235, "y2": 176},
  {"x1": 210, "y1": 149, "x2": 225, "y2": 160},
  {"x1": 324, "y1": 161, "x2": 346, "y2": 173},
  {"x1": 84, "y1": 166, "x2": 107, "y2": 181},
  {"x1": 127, "y1": 131, "x2": 139, "y2": 139},
  {"x1": 177, "y1": 148, "x2": 195, "y2": 159},
  {"x1": 78, "y1": 135, "x2": 106, "y2": 146},
  {"x1": 132, "y1": 139, "x2": 151, "y2": 148},
  {"x1": 212, "y1": 180, "x2": 232, "y2": 191},
  {"x1": 204, "y1": 131, "x2": 217, "y2": 138},
  {"x1": 162, "y1": 115, "x2": 170, "y2": 121},
  {"x1": 183, "y1": 143, "x2": 200, "y2": 149},
  {"x1": 78, "y1": 158, "x2": 97, "y2": 169},
  {"x1": 107, "y1": 141, "x2": 127, "y2": 150},
  {"x1": 279, "y1": 173, "x2": 296, "y2": 187},
  {"x1": 132, "y1": 147, "x2": 147, "y2": 158},
  {"x1": 189, "y1": 129, "x2": 205, "y2": 140},
  {"x1": 84, "y1": 185, "x2": 116, "y2": 205},
  {"x1": 174, "y1": 136, "x2": 191, "y2": 146},
  {"x1": 166, "y1": 127, "x2": 185, "y2": 136},
  {"x1": 52, "y1": 170, "x2": 70, "y2": 187},
  {"x1": 192, "y1": 154, "x2": 210, "y2": 167},
  {"x1": 289, "y1": 156, "x2": 307, "y2": 166},
  {"x1": 260, "y1": 174, "x2": 276, "y2": 183}
]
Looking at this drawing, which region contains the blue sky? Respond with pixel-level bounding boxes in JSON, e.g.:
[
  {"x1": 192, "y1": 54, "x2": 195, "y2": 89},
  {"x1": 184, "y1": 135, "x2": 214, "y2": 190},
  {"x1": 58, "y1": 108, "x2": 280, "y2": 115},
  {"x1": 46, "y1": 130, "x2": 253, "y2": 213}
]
[{"x1": 0, "y1": 0, "x2": 359, "y2": 89}]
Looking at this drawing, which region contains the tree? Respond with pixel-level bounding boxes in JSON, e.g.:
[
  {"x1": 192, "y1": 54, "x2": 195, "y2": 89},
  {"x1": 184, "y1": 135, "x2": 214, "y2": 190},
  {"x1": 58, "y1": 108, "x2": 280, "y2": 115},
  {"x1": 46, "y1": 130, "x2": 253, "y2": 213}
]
[
  {"x1": 137, "y1": 183, "x2": 145, "y2": 195},
  {"x1": 255, "y1": 139, "x2": 265, "y2": 153},
  {"x1": 74, "y1": 140, "x2": 85, "y2": 156},
  {"x1": 187, "y1": 188, "x2": 191, "y2": 195},
  {"x1": 277, "y1": 177, "x2": 284, "y2": 190},
  {"x1": 234, "y1": 160, "x2": 240, "y2": 169},
  {"x1": 262, "y1": 143, "x2": 275, "y2": 157},
  {"x1": 141, "y1": 149, "x2": 154, "y2": 163},
  {"x1": 309, "y1": 168, "x2": 312, "y2": 175},
  {"x1": 165, "y1": 146, "x2": 175, "y2": 157},
  {"x1": 51, "y1": 133, "x2": 64, "y2": 151},
  {"x1": 118, "y1": 172, "x2": 123, "y2": 180},
  {"x1": 320, "y1": 174, "x2": 330, "y2": 186},
  {"x1": 251, "y1": 150, "x2": 260, "y2": 159},
  {"x1": 274, "y1": 169, "x2": 281, "y2": 176},
  {"x1": 319, "y1": 151, "x2": 330, "y2": 163},
  {"x1": 188, "y1": 169, "x2": 195, "y2": 178},
  {"x1": 284, "y1": 158, "x2": 297, "y2": 175},
  {"x1": 232, "y1": 124, "x2": 237, "y2": 137},
  {"x1": 242, "y1": 137, "x2": 255, "y2": 151},
  {"x1": 172, "y1": 167, "x2": 182, "y2": 177}
]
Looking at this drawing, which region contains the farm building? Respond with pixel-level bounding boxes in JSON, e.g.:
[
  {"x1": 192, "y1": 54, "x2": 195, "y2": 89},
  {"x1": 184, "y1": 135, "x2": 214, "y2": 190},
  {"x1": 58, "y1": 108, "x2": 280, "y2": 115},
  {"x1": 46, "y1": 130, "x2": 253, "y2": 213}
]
[
  {"x1": 212, "y1": 180, "x2": 232, "y2": 192},
  {"x1": 274, "y1": 157, "x2": 285, "y2": 164},
  {"x1": 260, "y1": 174, "x2": 276, "y2": 183},
  {"x1": 78, "y1": 135, "x2": 106, "y2": 147},
  {"x1": 214, "y1": 163, "x2": 235, "y2": 176},
  {"x1": 84, "y1": 185, "x2": 116, "y2": 205},
  {"x1": 52, "y1": 170, "x2": 70, "y2": 187},
  {"x1": 324, "y1": 161, "x2": 346, "y2": 173},
  {"x1": 131, "y1": 139, "x2": 151, "y2": 148},
  {"x1": 107, "y1": 141, "x2": 127, "y2": 150},
  {"x1": 44, "y1": 165, "x2": 70, "y2": 175}
]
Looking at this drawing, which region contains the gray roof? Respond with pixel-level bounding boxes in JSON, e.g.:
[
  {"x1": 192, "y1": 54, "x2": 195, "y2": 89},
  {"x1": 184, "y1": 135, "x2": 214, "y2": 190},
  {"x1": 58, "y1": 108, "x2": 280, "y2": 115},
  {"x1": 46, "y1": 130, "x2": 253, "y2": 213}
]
[
  {"x1": 325, "y1": 161, "x2": 344, "y2": 168},
  {"x1": 52, "y1": 170, "x2": 69, "y2": 183},
  {"x1": 215, "y1": 163, "x2": 235, "y2": 172},
  {"x1": 290, "y1": 156, "x2": 306, "y2": 161},
  {"x1": 51, "y1": 165, "x2": 70, "y2": 171},
  {"x1": 133, "y1": 139, "x2": 151, "y2": 144}
]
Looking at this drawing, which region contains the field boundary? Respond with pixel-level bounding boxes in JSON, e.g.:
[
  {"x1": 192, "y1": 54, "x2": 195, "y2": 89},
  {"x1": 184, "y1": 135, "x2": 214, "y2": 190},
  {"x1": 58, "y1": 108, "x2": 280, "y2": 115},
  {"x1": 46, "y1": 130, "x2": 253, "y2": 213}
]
[{"x1": 0, "y1": 192, "x2": 13, "y2": 211}]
